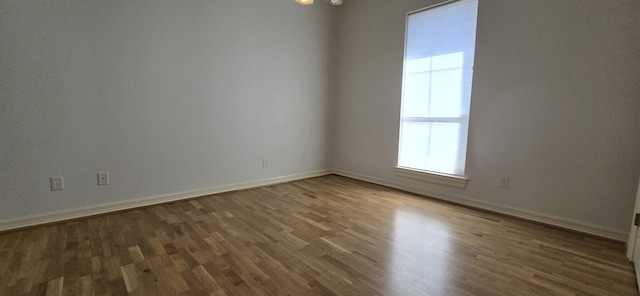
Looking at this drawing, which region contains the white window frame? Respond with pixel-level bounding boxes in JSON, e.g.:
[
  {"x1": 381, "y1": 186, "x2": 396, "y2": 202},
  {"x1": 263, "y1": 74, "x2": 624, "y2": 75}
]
[{"x1": 395, "y1": 0, "x2": 478, "y2": 189}]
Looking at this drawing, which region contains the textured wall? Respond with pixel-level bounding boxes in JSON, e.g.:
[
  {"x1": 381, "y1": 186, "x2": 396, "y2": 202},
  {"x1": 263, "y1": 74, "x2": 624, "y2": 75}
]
[
  {"x1": 0, "y1": 0, "x2": 332, "y2": 220},
  {"x1": 330, "y1": 0, "x2": 640, "y2": 234}
]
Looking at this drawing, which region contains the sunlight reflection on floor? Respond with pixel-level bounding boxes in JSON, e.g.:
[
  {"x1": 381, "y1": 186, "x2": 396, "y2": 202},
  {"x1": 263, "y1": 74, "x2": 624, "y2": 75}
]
[{"x1": 386, "y1": 206, "x2": 454, "y2": 295}]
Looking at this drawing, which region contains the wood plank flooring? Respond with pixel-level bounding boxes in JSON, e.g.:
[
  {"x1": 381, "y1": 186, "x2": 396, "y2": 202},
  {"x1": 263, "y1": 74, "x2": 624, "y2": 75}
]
[{"x1": 0, "y1": 175, "x2": 637, "y2": 295}]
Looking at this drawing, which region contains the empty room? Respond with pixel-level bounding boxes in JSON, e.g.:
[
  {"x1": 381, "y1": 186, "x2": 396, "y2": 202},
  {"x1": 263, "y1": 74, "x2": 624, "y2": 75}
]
[{"x1": 1, "y1": 0, "x2": 640, "y2": 295}]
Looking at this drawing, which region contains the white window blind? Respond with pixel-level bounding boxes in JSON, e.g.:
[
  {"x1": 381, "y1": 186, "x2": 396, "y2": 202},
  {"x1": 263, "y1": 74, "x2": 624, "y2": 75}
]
[{"x1": 398, "y1": 0, "x2": 478, "y2": 177}]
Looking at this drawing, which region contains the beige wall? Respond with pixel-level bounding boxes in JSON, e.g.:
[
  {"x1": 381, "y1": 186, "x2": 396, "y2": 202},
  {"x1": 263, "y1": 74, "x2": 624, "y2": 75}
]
[
  {"x1": 330, "y1": 0, "x2": 640, "y2": 234},
  {"x1": 2, "y1": 0, "x2": 640, "y2": 236},
  {"x1": 0, "y1": 0, "x2": 332, "y2": 221}
]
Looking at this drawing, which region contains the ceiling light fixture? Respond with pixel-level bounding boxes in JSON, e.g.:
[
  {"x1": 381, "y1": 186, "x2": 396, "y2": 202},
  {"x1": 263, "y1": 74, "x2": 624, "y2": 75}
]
[{"x1": 295, "y1": 0, "x2": 343, "y2": 5}]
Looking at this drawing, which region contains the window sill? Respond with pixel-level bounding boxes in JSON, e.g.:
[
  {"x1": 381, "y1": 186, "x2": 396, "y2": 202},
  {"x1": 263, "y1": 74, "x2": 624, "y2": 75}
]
[{"x1": 394, "y1": 167, "x2": 468, "y2": 189}]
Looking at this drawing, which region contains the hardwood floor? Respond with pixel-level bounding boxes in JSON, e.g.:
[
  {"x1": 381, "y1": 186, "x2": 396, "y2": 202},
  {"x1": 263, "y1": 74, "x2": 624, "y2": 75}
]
[{"x1": 0, "y1": 175, "x2": 637, "y2": 295}]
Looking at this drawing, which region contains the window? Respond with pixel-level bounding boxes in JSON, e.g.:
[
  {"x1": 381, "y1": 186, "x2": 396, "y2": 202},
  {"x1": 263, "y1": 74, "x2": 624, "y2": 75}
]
[{"x1": 396, "y1": 0, "x2": 478, "y2": 188}]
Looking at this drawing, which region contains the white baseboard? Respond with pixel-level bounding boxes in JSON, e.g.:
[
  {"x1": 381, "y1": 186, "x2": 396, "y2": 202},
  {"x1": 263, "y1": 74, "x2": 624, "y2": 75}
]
[
  {"x1": 332, "y1": 169, "x2": 627, "y2": 242},
  {"x1": 0, "y1": 170, "x2": 332, "y2": 233},
  {"x1": 1, "y1": 168, "x2": 627, "y2": 242}
]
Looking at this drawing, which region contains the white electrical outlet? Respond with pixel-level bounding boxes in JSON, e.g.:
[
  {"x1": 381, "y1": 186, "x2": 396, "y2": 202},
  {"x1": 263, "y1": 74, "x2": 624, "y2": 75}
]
[
  {"x1": 50, "y1": 177, "x2": 64, "y2": 191},
  {"x1": 302, "y1": 154, "x2": 307, "y2": 162},
  {"x1": 500, "y1": 177, "x2": 510, "y2": 189},
  {"x1": 98, "y1": 172, "x2": 109, "y2": 185},
  {"x1": 262, "y1": 159, "x2": 268, "y2": 167}
]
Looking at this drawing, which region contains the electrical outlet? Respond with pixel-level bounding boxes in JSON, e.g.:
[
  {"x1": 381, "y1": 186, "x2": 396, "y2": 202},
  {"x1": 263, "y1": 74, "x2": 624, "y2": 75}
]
[
  {"x1": 500, "y1": 177, "x2": 510, "y2": 189},
  {"x1": 262, "y1": 158, "x2": 268, "y2": 167},
  {"x1": 50, "y1": 177, "x2": 64, "y2": 191},
  {"x1": 302, "y1": 153, "x2": 307, "y2": 162},
  {"x1": 98, "y1": 172, "x2": 109, "y2": 185}
]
